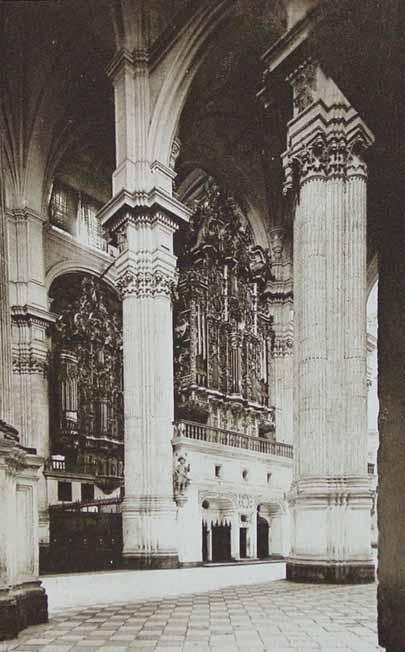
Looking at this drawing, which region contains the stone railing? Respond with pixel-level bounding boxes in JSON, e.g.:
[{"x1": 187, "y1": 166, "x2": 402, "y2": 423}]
[
  {"x1": 44, "y1": 457, "x2": 97, "y2": 476},
  {"x1": 44, "y1": 457, "x2": 124, "y2": 479},
  {"x1": 173, "y1": 420, "x2": 293, "y2": 459}
]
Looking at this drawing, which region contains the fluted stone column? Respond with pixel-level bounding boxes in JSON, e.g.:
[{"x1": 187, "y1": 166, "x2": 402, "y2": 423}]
[
  {"x1": 283, "y1": 61, "x2": 374, "y2": 583},
  {"x1": 101, "y1": 204, "x2": 188, "y2": 568},
  {"x1": 268, "y1": 226, "x2": 294, "y2": 445}
]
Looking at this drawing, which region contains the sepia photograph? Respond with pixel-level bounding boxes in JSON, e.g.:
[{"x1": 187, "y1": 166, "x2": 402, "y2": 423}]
[{"x1": 0, "y1": 1, "x2": 403, "y2": 650}]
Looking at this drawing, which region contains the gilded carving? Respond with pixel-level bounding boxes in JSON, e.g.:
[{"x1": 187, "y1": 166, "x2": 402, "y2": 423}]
[
  {"x1": 174, "y1": 178, "x2": 275, "y2": 435},
  {"x1": 50, "y1": 276, "x2": 124, "y2": 488}
]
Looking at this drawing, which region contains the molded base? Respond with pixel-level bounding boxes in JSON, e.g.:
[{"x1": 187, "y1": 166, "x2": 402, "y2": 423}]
[
  {"x1": 0, "y1": 585, "x2": 48, "y2": 640},
  {"x1": 287, "y1": 560, "x2": 375, "y2": 584}
]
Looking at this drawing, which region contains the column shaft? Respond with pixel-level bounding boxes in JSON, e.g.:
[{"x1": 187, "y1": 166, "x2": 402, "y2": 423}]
[
  {"x1": 284, "y1": 62, "x2": 374, "y2": 583},
  {"x1": 116, "y1": 213, "x2": 179, "y2": 568}
]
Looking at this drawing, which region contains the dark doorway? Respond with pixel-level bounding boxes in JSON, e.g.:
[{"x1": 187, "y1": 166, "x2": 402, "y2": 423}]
[
  {"x1": 212, "y1": 522, "x2": 231, "y2": 562},
  {"x1": 239, "y1": 528, "x2": 247, "y2": 558},
  {"x1": 257, "y1": 514, "x2": 270, "y2": 559},
  {"x1": 202, "y1": 521, "x2": 209, "y2": 562}
]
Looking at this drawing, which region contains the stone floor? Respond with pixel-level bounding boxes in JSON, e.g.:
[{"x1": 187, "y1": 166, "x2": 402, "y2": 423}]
[{"x1": 5, "y1": 580, "x2": 383, "y2": 652}]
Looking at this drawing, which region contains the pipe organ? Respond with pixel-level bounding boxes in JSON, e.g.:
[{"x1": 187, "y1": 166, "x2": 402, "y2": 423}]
[
  {"x1": 50, "y1": 275, "x2": 124, "y2": 492},
  {"x1": 174, "y1": 179, "x2": 276, "y2": 438}
]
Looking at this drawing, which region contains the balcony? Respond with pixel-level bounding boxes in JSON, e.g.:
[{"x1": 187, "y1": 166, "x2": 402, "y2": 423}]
[
  {"x1": 44, "y1": 457, "x2": 96, "y2": 476},
  {"x1": 44, "y1": 457, "x2": 124, "y2": 492},
  {"x1": 173, "y1": 420, "x2": 293, "y2": 459}
]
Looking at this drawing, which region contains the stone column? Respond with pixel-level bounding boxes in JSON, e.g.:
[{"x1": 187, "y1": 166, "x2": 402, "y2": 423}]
[
  {"x1": 102, "y1": 205, "x2": 187, "y2": 568},
  {"x1": 283, "y1": 61, "x2": 374, "y2": 583},
  {"x1": 207, "y1": 526, "x2": 213, "y2": 562},
  {"x1": 251, "y1": 510, "x2": 258, "y2": 559},
  {"x1": 0, "y1": 159, "x2": 47, "y2": 636},
  {"x1": 231, "y1": 515, "x2": 240, "y2": 560},
  {"x1": 267, "y1": 226, "x2": 294, "y2": 445}
]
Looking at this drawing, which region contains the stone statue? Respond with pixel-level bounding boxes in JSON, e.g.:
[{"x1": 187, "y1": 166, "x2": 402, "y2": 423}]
[{"x1": 173, "y1": 455, "x2": 191, "y2": 494}]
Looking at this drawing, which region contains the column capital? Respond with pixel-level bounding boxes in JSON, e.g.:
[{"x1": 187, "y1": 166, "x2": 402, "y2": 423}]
[
  {"x1": 116, "y1": 268, "x2": 178, "y2": 300},
  {"x1": 282, "y1": 60, "x2": 375, "y2": 192},
  {"x1": 11, "y1": 304, "x2": 55, "y2": 376}
]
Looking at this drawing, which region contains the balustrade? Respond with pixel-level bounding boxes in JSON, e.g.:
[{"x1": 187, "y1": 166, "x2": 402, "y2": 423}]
[
  {"x1": 44, "y1": 456, "x2": 124, "y2": 479},
  {"x1": 174, "y1": 420, "x2": 293, "y2": 458}
]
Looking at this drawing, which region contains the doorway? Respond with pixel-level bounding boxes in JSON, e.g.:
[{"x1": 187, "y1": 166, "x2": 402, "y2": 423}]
[
  {"x1": 202, "y1": 521, "x2": 209, "y2": 562},
  {"x1": 239, "y1": 527, "x2": 247, "y2": 558},
  {"x1": 211, "y1": 522, "x2": 231, "y2": 562},
  {"x1": 257, "y1": 514, "x2": 270, "y2": 559}
]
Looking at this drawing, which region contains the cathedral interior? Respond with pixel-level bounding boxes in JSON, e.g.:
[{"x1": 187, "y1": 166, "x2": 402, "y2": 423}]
[{"x1": 0, "y1": 1, "x2": 404, "y2": 650}]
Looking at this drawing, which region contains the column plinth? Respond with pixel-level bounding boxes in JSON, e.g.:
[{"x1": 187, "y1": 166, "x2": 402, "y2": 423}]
[{"x1": 282, "y1": 61, "x2": 374, "y2": 583}]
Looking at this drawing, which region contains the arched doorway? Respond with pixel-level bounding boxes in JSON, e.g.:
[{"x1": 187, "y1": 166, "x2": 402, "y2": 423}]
[
  {"x1": 212, "y1": 522, "x2": 232, "y2": 562},
  {"x1": 201, "y1": 496, "x2": 235, "y2": 563},
  {"x1": 257, "y1": 513, "x2": 270, "y2": 559}
]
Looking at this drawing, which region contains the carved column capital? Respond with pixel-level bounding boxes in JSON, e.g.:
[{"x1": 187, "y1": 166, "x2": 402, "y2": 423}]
[
  {"x1": 282, "y1": 61, "x2": 374, "y2": 194},
  {"x1": 116, "y1": 268, "x2": 177, "y2": 300}
]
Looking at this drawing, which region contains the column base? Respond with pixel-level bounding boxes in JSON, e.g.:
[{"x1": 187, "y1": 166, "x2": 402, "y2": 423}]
[
  {"x1": 122, "y1": 553, "x2": 179, "y2": 570},
  {"x1": 0, "y1": 583, "x2": 48, "y2": 640},
  {"x1": 287, "y1": 560, "x2": 375, "y2": 584}
]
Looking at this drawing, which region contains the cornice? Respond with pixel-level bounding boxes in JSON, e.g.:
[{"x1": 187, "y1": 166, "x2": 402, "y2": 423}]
[
  {"x1": 11, "y1": 304, "x2": 57, "y2": 327},
  {"x1": 7, "y1": 206, "x2": 47, "y2": 224},
  {"x1": 0, "y1": 436, "x2": 43, "y2": 472},
  {"x1": 261, "y1": 6, "x2": 321, "y2": 74},
  {"x1": 98, "y1": 187, "x2": 191, "y2": 233}
]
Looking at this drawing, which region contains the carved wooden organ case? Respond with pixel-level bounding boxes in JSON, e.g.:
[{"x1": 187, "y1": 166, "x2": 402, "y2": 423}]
[
  {"x1": 174, "y1": 180, "x2": 276, "y2": 438},
  {"x1": 50, "y1": 275, "x2": 124, "y2": 492}
]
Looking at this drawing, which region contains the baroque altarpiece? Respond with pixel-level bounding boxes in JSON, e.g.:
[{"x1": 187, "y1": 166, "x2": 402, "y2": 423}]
[{"x1": 173, "y1": 179, "x2": 276, "y2": 439}]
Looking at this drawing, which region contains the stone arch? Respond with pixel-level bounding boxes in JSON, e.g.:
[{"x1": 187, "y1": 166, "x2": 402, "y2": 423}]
[
  {"x1": 200, "y1": 493, "x2": 237, "y2": 524},
  {"x1": 258, "y1": 501, "x2": 287, "y2": 557},
  {"x1": 149, "y1": 1, "x2": 232, "y2": 169},
  {"x1": 46, "y1": 261, "x2": 117, "y2": 298}
]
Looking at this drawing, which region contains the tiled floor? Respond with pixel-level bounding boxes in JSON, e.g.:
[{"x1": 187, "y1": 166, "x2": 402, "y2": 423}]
[{"x1": 5, "y1": 580, "x2": 383, "y2": 652}]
